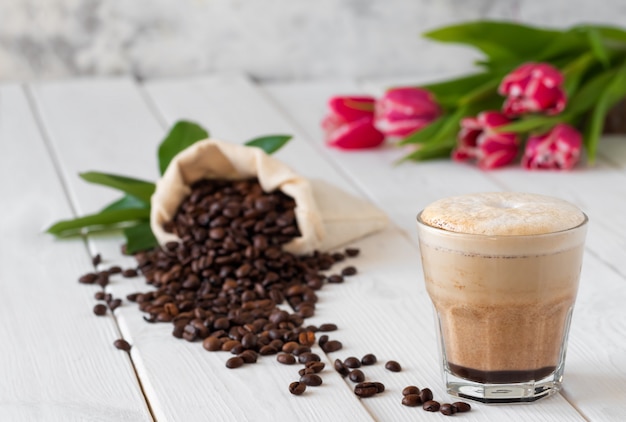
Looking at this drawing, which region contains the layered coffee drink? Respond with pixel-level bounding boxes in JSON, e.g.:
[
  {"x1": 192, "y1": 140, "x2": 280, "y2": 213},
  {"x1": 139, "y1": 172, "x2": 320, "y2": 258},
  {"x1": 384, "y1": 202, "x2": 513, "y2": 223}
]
[{"x1": 417, "y1": 192, "x2": 587, "y2": 403}]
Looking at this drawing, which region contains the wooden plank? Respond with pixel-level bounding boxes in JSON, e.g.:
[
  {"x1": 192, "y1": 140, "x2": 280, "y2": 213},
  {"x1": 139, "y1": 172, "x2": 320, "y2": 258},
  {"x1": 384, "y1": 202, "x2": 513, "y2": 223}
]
[
  {"x1": 144, "y1": 75, "x2": 585, "y2": 421},
  {"x1": 264, "y1": 78, "x2": 626, "y2": 421},
  {"x1": 0, "y1": 84, "x2": 151, "y2": 421},
  {"x1": 30, "y1": 77, "x2": 374, "y2": 421}
]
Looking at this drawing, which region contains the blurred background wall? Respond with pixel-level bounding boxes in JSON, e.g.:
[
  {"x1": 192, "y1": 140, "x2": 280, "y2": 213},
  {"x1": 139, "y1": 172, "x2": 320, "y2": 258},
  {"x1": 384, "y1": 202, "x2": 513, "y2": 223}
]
[{"x1": 1, "y1": 0, "x2": 625, "y2": 82}]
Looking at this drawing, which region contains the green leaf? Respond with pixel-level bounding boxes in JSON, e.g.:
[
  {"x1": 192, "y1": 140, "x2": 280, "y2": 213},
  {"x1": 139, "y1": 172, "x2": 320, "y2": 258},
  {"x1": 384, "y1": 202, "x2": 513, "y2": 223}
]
[
  {"x1": 561, "y1": 52, "x2": 597, "y2": 96},
  {"x1": 123, "y1": 221, "x2": 159, "y2": 254},
  {"x1": 567, "y1": 67, "x2": 618, "y2": 116},
  {"x1": 457, "y1": 78, "x2": 501, "y2": 105},
  {"x1": 399, "y1": 116, "x2": 447, "y2": 145},
  {"x1": 595, "y1": 25, "x2": 626, "y2": 43},
  {"x1": 498, "y1": 116, "x2": 564, "y2": 133},
  {"x1": 245, "y1": 135, "x2": 292, "y2": 155},
  {"x1": 535, "y1": 28, "x2": 588, "y2": 61},
  {"x1": 80, "y1": 172, "x2": 155, "y2": 203},
  {"x1": 584, "y1": 61, "x2": 626, "y2": 163},
  {"x1": 101, "y1": 194, "x2": 149, "y2": 212},
  {"x1": 420, "y1": 72, "x2": 496, "y2": 107},
  {"x1": 586, "y1": 28, "x2": 611, "y2": 68},
  {"x1": 158, "y1": 120, "x2": 209, "y2": 175},
  {"x1": 424, "y1": 21, "x2": 560, "y2": 63},
  {"x1": 398, "y1": 138, "x2": 456, "y2": 163},
  {"x1": 47, "y1": 208, "x2": 150, "y2": 237}
]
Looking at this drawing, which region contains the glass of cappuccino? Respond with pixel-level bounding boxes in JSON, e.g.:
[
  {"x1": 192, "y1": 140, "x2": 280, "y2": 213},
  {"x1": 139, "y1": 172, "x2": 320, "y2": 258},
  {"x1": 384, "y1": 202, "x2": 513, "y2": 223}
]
[{"x1": 417, "y1": 192, "x2": 588, "y2": 403}]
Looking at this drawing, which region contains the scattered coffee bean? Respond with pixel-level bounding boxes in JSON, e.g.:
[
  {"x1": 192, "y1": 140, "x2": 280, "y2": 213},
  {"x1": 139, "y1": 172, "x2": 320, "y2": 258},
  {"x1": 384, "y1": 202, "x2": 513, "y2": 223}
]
[
  {"x1": 401, "y1": 394, "x2": 422, "y2": 407},
  {"x1": 440, "y1": 403, "x2": 456, "y2": 416},
  {"x1": 305, "y1": 361, "x2": 325, "y2": 373},
  {"x1": 318, "y1": 323, "x2": 338, "y2": 332},
  {"x1": 126, "y1": 292, "x2": 139, "y2": 302},
  {"x1": 344, "y1": 357, "x2": 361, "y2": 368},
  {"x1": 298, "y1": 331, "x2": 315, "y2": 347},
  {"x1": 423, "y1": 400, "x2": 440, "y2": 412},
  {"x1": 344, "y1": 248, "x2": 360, "y2": 257},
  {"x1": 341, "y1": 266, "x2": 357, "y2": 276},
  {"x1": 108, "y1": 266, "x2": 122, "y2": 274},
  {"x1": 94, "y1": 291, "x2": 106, "y2": 301},
  {"x1": 225, "y1": 356, "x2": 244, "y2": 369},
  {"x1": 93, "y1": 304, "x2": 107, "y2": 316},
  {"x1": 361, "y1": 353, "x2": 377, "y2": 366},
  {"x1": 354, "y1": 382, "x2": 380, "y2": 398},
  {"x1": 334, "y1": 359, "x2": 350, "y2": 377},
  {"x1": 282, "y1": 342, "x2": 300, "y2": 353},
  {"x1": 402, "y1": 386, "x2": 420, "y2": 396},
  {"x1": 79, "y1": 273, "x2": 97, "y2": 284},
  {"x1": 385, "y1": 360, "x2": 402, "y2": 372},
  {"x1": 259, "y1": 345, "x2": 279, "y2": 356},
  {"x1": 298, "y1": 352, "x2": 321, "y2": 364},
  {"x1": 109, "y1": 298, "x2": 122, "y2": 311},
  {"x1": 113, "y1": 339, "x2": 131, "y2": 352},
  {"x1": 239, "y1": 350, "x2": 258, "y2": 364},
  {"x1": 289, "y1": 381, "x2": 306, "y2": 395},
  {"x1": 373, "y1": 382, "x2": 385, "y2": 393},
  {"x1": 300, "y1": 374, "x2": 322, "y2": 387},
  {"x1": 277, "y1": 353, "x2": 296, "y2": 365},
  {"x1": 419, "y1": 387, "x2": 433, "y2": 403},
  {"x1": 453, "y1": 401, "x2": 471, "y2": 413},
  {"x1": 92, "y1": 254, "x2": 101, "y2": 266},
  {"x1": 348, "y1": 369, "x2": 365, "y2": 383},
  {"x1": 122, "y1": 268, "x2": 138, "y2": 278},
  {"x1": 327, "y1": 274, "x2": 344, "y2": 284},
  {"x1": 202, "y1": 337, "x2": 221, "y2": 352},
  {"x1": 321, "y1": 340, "x2": 343, "y2": 353},
  {"x1": 318, "y1": 334, "x2": 329, "y2": 348}
]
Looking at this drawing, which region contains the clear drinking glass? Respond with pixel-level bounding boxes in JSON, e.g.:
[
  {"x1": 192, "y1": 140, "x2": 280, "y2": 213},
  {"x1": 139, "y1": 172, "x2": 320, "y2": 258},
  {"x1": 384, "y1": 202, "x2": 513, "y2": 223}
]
[{"x1": 417, "y1": 208, "x2": 588, "y2": 403}]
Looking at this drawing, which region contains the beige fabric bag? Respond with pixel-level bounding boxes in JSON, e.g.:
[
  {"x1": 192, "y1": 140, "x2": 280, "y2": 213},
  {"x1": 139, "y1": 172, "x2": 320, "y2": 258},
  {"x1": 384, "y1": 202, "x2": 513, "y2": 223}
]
[{"x1": 150, "y1": 139, "x2": 388, "y2": 254}]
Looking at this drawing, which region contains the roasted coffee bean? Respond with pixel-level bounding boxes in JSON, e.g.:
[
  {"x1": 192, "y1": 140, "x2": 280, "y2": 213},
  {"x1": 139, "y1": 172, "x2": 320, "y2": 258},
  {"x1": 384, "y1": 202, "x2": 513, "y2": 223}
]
[
  {"x1": 94, "y1": 291, "x2": 106, "y2": 301},
  {"x1": 109, "y1": 298, "x2": 122, "y2": 311},
  {"x1": 341, "y1": 266, "x2": 357, "y2": 276},
  {"x1": 108, "y1": 266, "x2": 122, "y2": 274},
  {"x1": 282, "y1": 341, "x2": 299, "y2": 353},
  {"x1": 327, "y1": 274, "x2": 344, "y2": 284},
  {"x1": 298, "y1": 368, "x2": 315, "y2": 376},
  {"x1": 289, "y1": 381, "x2": 306, "y2": 396},
  {"x1": 276, "y1": 353, "x2": 296, "y2": 365},
  {"x1": 348, "y1": 369, "x2": 365, "y2": 383},
  {"x1": 259, "y1": 345, "x2": 279, "y2": 355},
  {"x1": 202, "y1": 337, "x2": 222, "y2": 351},
  {"x1": 305, "y1": 361, "x2": 325, "y2": 373},
  {"x1": 344, "y1": 357, "x2": 361, "y2": 368},
  {"x1": 452, "y1": 402, "x2": 471, "y2": 413},
  {"x1": 345, "y1": 248, "x2": 360, "y2": 257},
  {"x1": 321, "y1": 340, "x2": 342, "y2": 353},
  {"x1": 419, "y1": 388, "x2": 433, "y2": 403},
  {"x1": 122, "y1": 268, "x2": 138, "y2": 278},
  {"x1": 423, "y1": 400, "x2": 440, "y2": 412},
  {"x1": 361, "y1": 353, "x2": 377, "y2": 366},
  {"x1": 298, "y1": 331, "x2": 315, "y2": 347},
  {"x1": 318, "y1": 334, "x2": 329, "y2": 348},
  {"x1": 373, "y1": 382, "x2": 385, "y2": 393},
  {"x1": 92, "y1": 254, "x2": 101, "y2": 266},
  {"x1": 113, "y1": 339, "x2": 131, "y2": 352},
  {"x1": 126, "y1": 292, "x2": 139, "y2": 302},
  {"x1": 354, "y1": 382, "x2": 379, "y2": 398},
  {"x1": 440, "y1": 403, "x2": 456, "y2": 416},
  {"x1": 401, "y1": 394, "x2": 422, "y2": 407},
  {"x1": 402, "y1": 386, "x2": 420, "y2": 396},
  {"x1": 300, "y1": 374, "x2": 323, "y2": 387},
  {"x1": 334, "y1": 359, "x2": 350, "y2": 377},
  {"x1": 384, "y1": 360, "x2": 401, "y2": 372},
  {"x1": 298, "y1": 352, "x2": 321, "y2": 364},
  {"x1": 93, "y1": 304, "x2": 107, "y2": 316},
  {"x1": 225, "y1": 356, "x2": 244, "y2": 369},
  {"x1": 292, "y1": 346, "x2": 311, "y2": 356},
  {"x1": 318, "y1": 323, "x2": 338, "y2": 332},
  {"x1": 79, "y1": 273, "x2": 97, "y2": 284},
  {"x1": 239, "y1": 350, "x2": 258, "y2": 364}
]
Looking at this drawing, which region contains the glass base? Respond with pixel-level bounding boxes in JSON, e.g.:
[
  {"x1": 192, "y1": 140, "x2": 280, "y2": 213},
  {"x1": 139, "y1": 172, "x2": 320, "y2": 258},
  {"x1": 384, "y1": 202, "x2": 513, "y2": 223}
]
[{"x1": 444, "y1": 366, "x2": 564, "y2": 404}]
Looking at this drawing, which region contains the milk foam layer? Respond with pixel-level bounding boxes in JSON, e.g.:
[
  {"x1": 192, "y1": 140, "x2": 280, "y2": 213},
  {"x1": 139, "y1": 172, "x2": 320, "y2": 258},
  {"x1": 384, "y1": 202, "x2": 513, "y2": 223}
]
[{"x1": 420, "y1": 192, "x2": 585, "y2": 236}]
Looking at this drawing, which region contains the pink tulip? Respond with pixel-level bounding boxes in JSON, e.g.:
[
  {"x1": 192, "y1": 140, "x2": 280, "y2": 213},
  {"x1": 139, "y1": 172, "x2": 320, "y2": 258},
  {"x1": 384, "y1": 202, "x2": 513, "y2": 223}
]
[
  {"x1": 452, "y1": 111, "x2": 519, "y2": 169},
  {"x1": 322, "y1": 96, "x2": 385, "y2": 149},
  {"x1": 375, "y1": 87, "x2": 440, "y2": 138},
  {"x1": 498, "y1": 63, "x2": 567, "y2": 116},
  {"x1": 522, "y1": 124, "x2": 582, "y2": 170}
]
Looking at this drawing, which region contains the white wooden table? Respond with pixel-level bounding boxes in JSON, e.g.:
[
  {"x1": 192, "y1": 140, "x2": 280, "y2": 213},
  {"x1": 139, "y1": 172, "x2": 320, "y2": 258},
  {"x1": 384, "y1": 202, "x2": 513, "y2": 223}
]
[{"x1": 2, "y1": 74, "x2": 625, "y2": 422}]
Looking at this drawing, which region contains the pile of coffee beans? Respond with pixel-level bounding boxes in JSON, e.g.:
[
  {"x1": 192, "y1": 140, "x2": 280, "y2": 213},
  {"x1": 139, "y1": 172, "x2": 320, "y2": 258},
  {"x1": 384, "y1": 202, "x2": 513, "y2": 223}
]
[{"x1": 401, "y1": 385, "x2": 471, "y2": 416}]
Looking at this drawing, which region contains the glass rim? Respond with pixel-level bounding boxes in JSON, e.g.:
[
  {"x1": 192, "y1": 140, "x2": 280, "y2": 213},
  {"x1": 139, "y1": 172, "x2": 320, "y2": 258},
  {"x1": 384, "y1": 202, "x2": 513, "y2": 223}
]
[{"x1": 416, "y1": 210, "x2": 589, "y2": 239}]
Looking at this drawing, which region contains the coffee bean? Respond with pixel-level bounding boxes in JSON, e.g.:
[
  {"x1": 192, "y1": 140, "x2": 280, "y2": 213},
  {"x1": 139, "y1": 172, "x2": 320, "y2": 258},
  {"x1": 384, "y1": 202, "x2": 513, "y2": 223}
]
[
  {"x1": 109, "y1": 298, "x2": 122, "y2": 311},
  {"x1": 122, "y1": 268, "x2": 138, "y2": 278},
  {"x1": 282, "y1": 341, "x2": 299, "y2": 353},
  {"x1": 321, "y1": 340, "x2": 342, "y2": 353},
  {"x1": 341, "y1": 266, "x2": 357, "y2": 276},
  {"x1": 354, "y1": 382, "x2": 379, "y2": 398},
  {"x1": 292, "y1": 346, "x2": 311, "y2": 356},
  {"x1": 402, "y1": 386, "x2": 420, "y2": 396},
  {"x1": 452, "y1": 401, "x2": 471, "y2": 413},
  {"x1": 239, "y1": 350, "x2": 258, "y2": 364},
  {"x1": 259, "y1": 345, "x2": 278, "y2": 355},
  {"x1": 348, "y1": 369, "x2": 365, "y2": 383},
  {"x1": 318, "y1": 334, "x2": 329, "y2": 348},
  {"x1": 108, "y1": 266, "x2": 122, "y2": 274},
  {"x1": 318, "y1": 323, "x2": 338, "y2": 332},
  {"x1": 93, "y1": 304, "x2": 107, "y2": 316},
  {"x1": 289, "y1": 381, "x2": 306, "y2": 395},
  {"x1": 298, "y1": 331, "x2": 315, "y2": 347},
  {"x1": 225, "y1": 356, "x2": 244, "y2": 369},
  {"x1": 79, "y1": 273, "x2": 97, "y2": 284},
  {"x1": 419, "y1": 388, "x2": 433, "y2": 403},
  {"x1": 361, "y1": 353, "x2": 377, "y2": 366},
  {"x1": 276, "y1": 353, "x2": 296, "y2": 365},
  {"x1": 384, "y1": 360, "x2": 401, "y2": 372},
  {"x1": 327, "y1": 274, "x2": 344, "y2": 284},
  {"x1": 401, "y1": 394, "x2": 422, "y2": 407},
  {"x1": 344, "y1": 357, "x2": 361, "y2": 368},
  {"x1": 202, "y1": 337, "x2": 221, "y2": 351},
  {"x1": 298, "y1": 368, "x2": 315, "y2": 377},
  {"x1": 373, "y1": 382, "x2": 385, "y2": 393},
  {"x1": 94, "y1": 291, "x2": 106, "y2": 301},
  {"x1": 126, "y1": 292, "x2": 139, "y2": 302},
  {"x1": 113, "y1": 339, "x2": 131, "y2": 352},
  {"x1": 300, "y1": 374, "x2": 322, "y2": 387},
  {"x1": 305, "y1": 361, "x2": 325, "y2": 373},
  {"x1": 298, "y1": 352, "x2": 321, "y2": 364},
  {"x1": 440, "y1": 403, "x2": 456, "y2": 416},
  {"x1": 423, "y1": 400, "x2": 440, "y2": 412},
  {"x1": 334, "y1": 359, "x2": 350, "y2": 377},
  {"x1": 92, "y1": 254, "x2": 101, "y2": 266},
  {"x1": 345, "y1": 248, "x2": 360, "y2": 257}
]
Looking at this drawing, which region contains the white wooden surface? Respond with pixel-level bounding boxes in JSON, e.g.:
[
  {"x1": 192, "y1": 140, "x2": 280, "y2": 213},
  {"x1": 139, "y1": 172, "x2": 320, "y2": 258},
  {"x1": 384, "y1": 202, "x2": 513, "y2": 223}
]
[{"x1": 2, "y1": 73, "x2": 625, "y2": 421}]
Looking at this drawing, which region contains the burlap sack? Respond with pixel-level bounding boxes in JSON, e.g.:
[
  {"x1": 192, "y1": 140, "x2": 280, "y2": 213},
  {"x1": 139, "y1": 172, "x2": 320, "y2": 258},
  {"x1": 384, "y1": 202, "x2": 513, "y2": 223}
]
[{"x1": 150, "y1": 139, "x2": 388, "y2": 254}]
